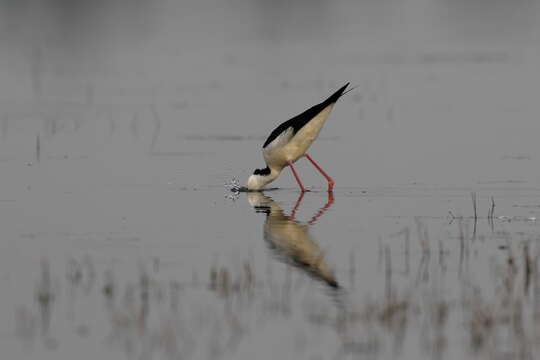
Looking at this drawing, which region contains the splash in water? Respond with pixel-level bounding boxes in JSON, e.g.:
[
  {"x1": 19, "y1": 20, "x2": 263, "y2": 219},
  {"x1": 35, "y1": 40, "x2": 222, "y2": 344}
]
[
  {"x1": 224, "y1": 178, "x2": 241, "y2": 192},
  {"x1": 224, "y1": 178, "x2": 242, "y2": 200},
  {"x1": 224, "y1": 177, "x2": 278, "y2": 196}
]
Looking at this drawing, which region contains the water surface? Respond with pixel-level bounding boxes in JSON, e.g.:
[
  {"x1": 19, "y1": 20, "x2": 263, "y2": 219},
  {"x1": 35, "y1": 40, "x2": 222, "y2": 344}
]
[{"x1": 2, "y1": 0, "x2": 540, "y2": 359}]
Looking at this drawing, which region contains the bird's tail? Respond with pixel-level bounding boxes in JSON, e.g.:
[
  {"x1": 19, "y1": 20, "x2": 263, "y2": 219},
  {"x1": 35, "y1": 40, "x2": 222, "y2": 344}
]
[
  {"x1": 323, "y1": 83, "x2": 358, "y2": 106},
  {"x1": 325, "y1": 83, "x2": 350, "y2": 105},
  {"x1": 341, "y1": 85, "x2": 359, "y2": 97}
]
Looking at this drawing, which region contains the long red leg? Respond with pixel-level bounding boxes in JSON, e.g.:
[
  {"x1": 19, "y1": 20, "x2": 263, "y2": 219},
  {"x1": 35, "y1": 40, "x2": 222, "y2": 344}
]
[
  {"x1": 290, "y1": 191, "x2": 305, "y2": 220},
  {"x1": 308, "y1": 191, "x2": 335, "y2": 225},
  {"x1": 305, "y1": 153, "x2": 334, "y2": 192},
  {"x1": 288, "y1": 161, "x2": 306, "y2": 193}
]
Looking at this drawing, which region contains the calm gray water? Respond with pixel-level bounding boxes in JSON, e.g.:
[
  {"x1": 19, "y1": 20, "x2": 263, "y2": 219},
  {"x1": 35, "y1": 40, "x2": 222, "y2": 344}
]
[{"x1": 1, "y1": 0, "x2": 540, "y2": 359}]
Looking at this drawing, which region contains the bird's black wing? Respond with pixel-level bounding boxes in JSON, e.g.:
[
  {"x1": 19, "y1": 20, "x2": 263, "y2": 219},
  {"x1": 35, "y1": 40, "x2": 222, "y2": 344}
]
[{"x1": 262, "y1": 83, "x2": 349, "y2": 149}]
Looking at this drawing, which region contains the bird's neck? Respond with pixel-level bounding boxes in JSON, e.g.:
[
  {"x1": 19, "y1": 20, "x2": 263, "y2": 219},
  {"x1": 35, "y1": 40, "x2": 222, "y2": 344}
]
[
  {"x1": 247, "y1": 167, "x2": 281, "y2": 190},
  {"x1": 263, "y1": 167, "x2": 281, "y2": 184}
]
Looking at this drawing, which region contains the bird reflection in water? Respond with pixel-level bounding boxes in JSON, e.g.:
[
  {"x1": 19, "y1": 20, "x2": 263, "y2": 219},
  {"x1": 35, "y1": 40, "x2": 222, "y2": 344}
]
[{"x1": 247, "y1": 191, "x2": 339, "y2": 289}]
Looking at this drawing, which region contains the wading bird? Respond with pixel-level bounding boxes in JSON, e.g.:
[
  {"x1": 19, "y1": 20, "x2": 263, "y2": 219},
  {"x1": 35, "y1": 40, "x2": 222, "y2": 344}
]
[{"x1": 246, "y1": 83, "x2": 350, "y2": 192}]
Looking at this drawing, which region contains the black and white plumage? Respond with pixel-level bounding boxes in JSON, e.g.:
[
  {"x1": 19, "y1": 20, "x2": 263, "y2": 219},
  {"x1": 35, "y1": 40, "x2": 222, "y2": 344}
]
[{"x1": 246, "y1": 83, "x2": 349, "y2": 191}]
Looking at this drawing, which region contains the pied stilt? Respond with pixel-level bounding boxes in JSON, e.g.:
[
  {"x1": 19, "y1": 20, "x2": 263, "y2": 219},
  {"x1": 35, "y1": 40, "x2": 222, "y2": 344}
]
[{"x1": 246, "y1": 83, "x2": 350, "y2": 192}]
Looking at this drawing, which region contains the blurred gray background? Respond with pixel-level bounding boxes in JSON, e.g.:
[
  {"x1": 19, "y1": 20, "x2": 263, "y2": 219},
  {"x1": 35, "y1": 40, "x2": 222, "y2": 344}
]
[
  {"x1": 2, "y1": 1, "x2": 540, "y2": 360},
  {"x1": 1, "y1": 0, "x2": 540, "y2": 187}
]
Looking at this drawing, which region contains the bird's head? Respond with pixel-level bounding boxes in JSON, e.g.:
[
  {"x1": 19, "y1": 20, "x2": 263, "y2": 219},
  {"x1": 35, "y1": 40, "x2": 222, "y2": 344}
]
[{"x1": 246, "y1": 166, "x2": 279, "y2": 191}]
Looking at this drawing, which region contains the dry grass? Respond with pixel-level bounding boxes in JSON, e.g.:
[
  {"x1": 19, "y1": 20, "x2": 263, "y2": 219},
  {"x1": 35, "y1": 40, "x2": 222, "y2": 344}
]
[{"x1": 13, "y1": 220, "x2": 540, "y2": 360}]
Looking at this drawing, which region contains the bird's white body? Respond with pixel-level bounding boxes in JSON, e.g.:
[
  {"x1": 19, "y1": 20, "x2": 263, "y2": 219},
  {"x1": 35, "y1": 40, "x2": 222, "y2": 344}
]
[
  {"x1": 246, "y1": 83, "x2": 349, "y2": 191},
  {"x1": 263, "y1": 104, "x2": 334, "y2": 171}
]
